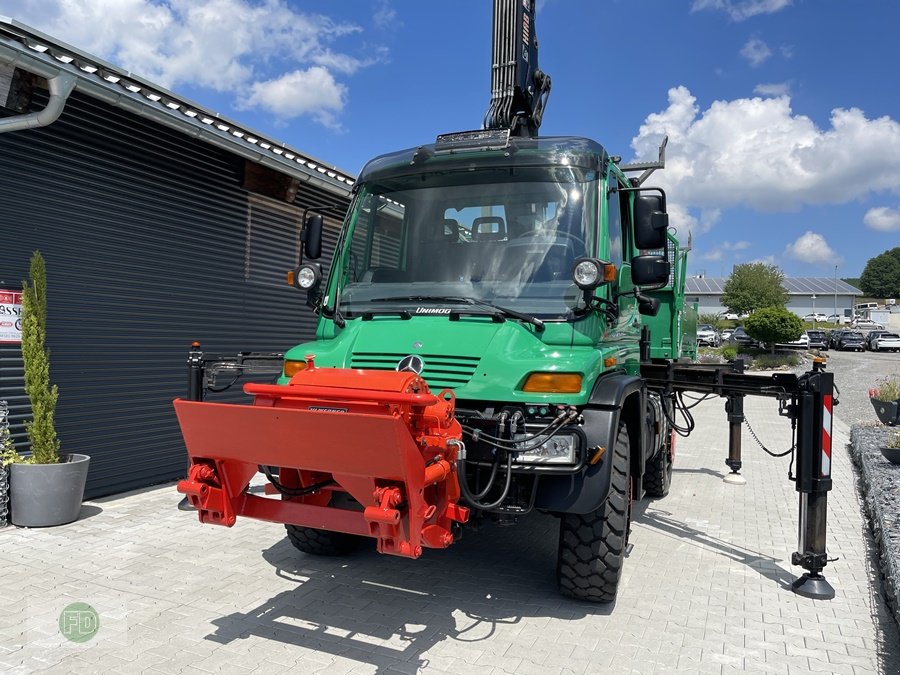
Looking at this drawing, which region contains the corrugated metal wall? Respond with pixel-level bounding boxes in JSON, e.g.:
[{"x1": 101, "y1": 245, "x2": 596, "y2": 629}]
[{"x1": 0, "y1": 90, "x2": 349, "y2": 498}]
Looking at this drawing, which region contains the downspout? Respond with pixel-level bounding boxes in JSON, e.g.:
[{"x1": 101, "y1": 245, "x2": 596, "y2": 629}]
[{"x1": 0, "y1": 65, "x2": 76, "y2": 134}]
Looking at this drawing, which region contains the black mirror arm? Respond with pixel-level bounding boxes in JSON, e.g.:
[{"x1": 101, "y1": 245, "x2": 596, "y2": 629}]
[{"x1": 573, "y1": 291, "x2": 619, "y2": 324}]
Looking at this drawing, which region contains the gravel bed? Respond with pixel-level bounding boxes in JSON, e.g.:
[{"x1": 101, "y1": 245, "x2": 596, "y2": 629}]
[
  {"x1": 849, "y1": 425, "x2": 900, "y2": 624},
  {"x1": 825, "y1": 349, "x2": 900, "y2": 631}
]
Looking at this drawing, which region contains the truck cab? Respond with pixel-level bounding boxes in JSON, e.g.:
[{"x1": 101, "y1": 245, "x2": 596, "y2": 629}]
[{"x1": 281, "y1": 132, "x2": 694, "y2": 600}]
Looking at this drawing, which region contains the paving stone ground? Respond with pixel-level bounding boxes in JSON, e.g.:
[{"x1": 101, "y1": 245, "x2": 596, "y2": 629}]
[{"x1": 1, "y1": 394, "x2": 899, "y2": 674}]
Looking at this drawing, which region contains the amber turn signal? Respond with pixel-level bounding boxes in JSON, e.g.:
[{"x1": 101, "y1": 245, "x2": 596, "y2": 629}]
[
  {"x1": 283, "y1": 360, "x2": 307, "y2": 377},
  {"x1": 521, "y1": 372, "x2": 582, "y2": 393}
]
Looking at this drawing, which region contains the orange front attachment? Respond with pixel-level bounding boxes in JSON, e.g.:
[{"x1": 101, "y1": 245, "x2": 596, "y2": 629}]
[{"x1": 174, "y1": 359, "x2": 469, "y2": 558}]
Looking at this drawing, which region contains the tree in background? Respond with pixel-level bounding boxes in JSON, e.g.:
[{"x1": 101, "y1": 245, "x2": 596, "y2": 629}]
[
  {"x1": 744, "y1": 307, "x2": 803, "y2": 354},
  {"x1": 860, "y1": 247, "x2": 900, "y2": 298},
  {"x1": 721, "y1": 263, "x2": 788, "y2": 315}
]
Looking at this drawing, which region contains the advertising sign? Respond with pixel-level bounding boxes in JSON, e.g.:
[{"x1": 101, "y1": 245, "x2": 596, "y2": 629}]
[{"x1": 0, "y1": 289, "x2": 22, "y2": 343}]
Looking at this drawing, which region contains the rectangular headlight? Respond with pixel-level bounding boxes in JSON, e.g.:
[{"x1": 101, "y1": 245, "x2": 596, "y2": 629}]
[{"x1": 513, "y1": 433, "x2": 578, "y2": 464}]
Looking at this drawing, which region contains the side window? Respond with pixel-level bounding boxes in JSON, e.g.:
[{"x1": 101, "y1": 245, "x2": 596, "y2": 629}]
[
  {"x1": 606, "y1": 177, "x2": 624, "y2": 268},
  {"x1": 348, "y1": 194, "x2": 404, "y2": 281}
]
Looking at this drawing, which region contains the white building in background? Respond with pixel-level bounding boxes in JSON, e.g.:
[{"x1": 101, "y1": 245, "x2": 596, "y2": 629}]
[{"x1": 685, "y1": 277, "x2": 863, "y2": 320}]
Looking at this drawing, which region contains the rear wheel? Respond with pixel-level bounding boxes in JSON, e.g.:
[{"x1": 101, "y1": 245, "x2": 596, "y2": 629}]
[
  {"x1": 643, "y1": 436, "x2": 673, "y2": 498},
  {"x1": 557, "y1": 423, "x2": 631, "y2": 603},
  {"x1": 285, "y1": 525, "x2": 361, "y2": 556}
]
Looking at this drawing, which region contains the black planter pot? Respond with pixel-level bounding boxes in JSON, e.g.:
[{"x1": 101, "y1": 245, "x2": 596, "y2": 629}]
[
  {"x1": 9, "y1": 454, "x2": 90, "y2": 527},
  {"x1": 870, "y1": 398, "x2": 900, "y2": 426},
  {"x1": 880, "y1": 446, "x2": 900, "y2": 465}
]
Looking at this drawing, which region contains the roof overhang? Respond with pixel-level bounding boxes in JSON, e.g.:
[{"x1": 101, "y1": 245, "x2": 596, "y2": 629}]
[{"x1": 0, "y1": 17, "x2": 353, "y2": 198}]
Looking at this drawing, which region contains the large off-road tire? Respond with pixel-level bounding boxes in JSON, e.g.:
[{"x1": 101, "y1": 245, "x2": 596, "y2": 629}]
[
  {"x1": 557, "y1": 423, "x2": 631, "y2": 603},
  {"x1": 285, "y1": 524, "x2": 361, "y2": 556},
  {"x1": 643, "y1": 422, "x2": 673, "y2": 498}
]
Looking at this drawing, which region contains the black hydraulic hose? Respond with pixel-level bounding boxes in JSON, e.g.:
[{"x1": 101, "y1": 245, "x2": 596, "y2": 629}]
[
  {"x1": 469, "y1": 455, "x2": 501, "y2": 500},
  {"x1": 662, "y1": 392, "x2": 696, "y2": 437},
  {"x1": 461, "y1": 420, "x2": 569, "y2": 453},
  {"x1": 457, "y1": 451, "x2": 514, "y2": 510},
  {"x1": 259, "y1": 465, "x2": 335, "y2": 497},
  {"x1": 461, "y1": 410, "x2": 576, "y2": 451}
]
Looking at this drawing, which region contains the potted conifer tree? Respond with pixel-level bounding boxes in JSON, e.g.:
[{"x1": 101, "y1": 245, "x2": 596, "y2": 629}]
[
  {"x1": 7, "y1": 251, "x2": 90, "y2": 527},
  {"x1": 869, "y1": 375, "x2": 900, "y2": 427}
]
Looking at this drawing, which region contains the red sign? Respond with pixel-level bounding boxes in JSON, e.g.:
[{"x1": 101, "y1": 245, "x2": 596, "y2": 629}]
[{"x1": 0, "y1": 290, "x2": 22, "y2": 343}]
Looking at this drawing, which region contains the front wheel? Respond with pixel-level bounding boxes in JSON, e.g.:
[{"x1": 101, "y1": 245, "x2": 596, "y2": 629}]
[
  {"x1": 557, "y1": 423, "x2": 631, "y2": 603},
  {"x1": 285, "y1": 524, "x2": 361, "y2": 556}
]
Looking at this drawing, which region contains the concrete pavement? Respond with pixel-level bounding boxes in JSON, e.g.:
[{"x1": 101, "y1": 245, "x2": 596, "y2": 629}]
[{"x1": 1, "y1": 393, "x2": 898, "y2": 674}]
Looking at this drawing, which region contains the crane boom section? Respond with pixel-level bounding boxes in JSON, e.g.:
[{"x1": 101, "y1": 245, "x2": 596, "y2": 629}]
[{"x1": 484, "y1": 0, "x2": 551, "y2": 137}]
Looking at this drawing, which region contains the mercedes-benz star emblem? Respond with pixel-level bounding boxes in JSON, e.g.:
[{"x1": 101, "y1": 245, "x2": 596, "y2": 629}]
[{"x1": 396, "y1": 355, "x2": 425, "y2": 374}]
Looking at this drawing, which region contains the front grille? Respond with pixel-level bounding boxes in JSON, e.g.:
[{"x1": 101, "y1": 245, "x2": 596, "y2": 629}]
[{"x1": 350, "y1": 352, "x2": 480, "y2": 390}]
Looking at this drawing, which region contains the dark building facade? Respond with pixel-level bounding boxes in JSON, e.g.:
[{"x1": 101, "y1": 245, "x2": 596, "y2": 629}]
[{"x1": 0, "y1": 19, "x2": 352, "y2": 497}]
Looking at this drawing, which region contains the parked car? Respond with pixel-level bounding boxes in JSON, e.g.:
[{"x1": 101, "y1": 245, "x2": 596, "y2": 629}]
[
  {"x1": 837, "y1": 331, "x2": 866, "y2": 352},
  {"x1": 826, "y1": 314, "x2": 849, "y2": 324},
  {"x1": 851, "y1": 319, "x2": 885, "y2": 330},
  {"x1": 802, "y1": 313, "x2": 827, "y2": 322},
  {"x1": 872, "y1": 332, "x2": 900, "y2": 352},
  {"x1": 829, "y1": 329, "x2": 849, "y2": 349},
  {"x1": 776, "y1": 332, "x2": 810, "y2": 349},
  {"x1": 718, "y1": 311, "x2": 739, "y2": 320},
  {"x1": 720, "y1": 328, "x2": 735, "y2": 342},
  {"x1": 726, "y1": 326, "x2": 759, "y2": 348},
  {"x1": 696, "y1": 324, "x2": 721, "y2": 347},
  {"x1": 805, "y1": 330, "x2": 828, "y2": 350},
  {"x1": 865, "y1": 330, "x2": 891, "y2": 350}
]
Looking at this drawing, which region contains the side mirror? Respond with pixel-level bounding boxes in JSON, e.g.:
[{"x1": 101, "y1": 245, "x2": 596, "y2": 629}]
[
  {"x1": 304, "y1": 214, "x2": 323, "y2": 259},
  {"x1": 634, "y1": 195, "x2": 668, "y2": 250},
  {"x1": 631, "y1": 255, "x2": 670, "y2": 286},
  {"x1": 636, "y1": 293, "x2": 661, "y2": 317}
]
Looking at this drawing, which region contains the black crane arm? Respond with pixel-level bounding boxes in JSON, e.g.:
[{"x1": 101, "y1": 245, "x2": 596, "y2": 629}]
[{"x1": 484, "y1": 0, "x2": 551, "y2": 137}]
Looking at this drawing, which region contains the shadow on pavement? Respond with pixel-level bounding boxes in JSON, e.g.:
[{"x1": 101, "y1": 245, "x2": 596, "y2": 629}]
[
  {"x1": 671, "y1": 466, "x2": 727, "y2": 479},
  {"x1": 77, "y1": 504, "x2": 103, "y2": 520},
  {"x1": 632, "y1": 501, "x2": 795, "y2": 589},
  {"x1": 205, "y1": 513, "x2": 612, "y2": 673}
]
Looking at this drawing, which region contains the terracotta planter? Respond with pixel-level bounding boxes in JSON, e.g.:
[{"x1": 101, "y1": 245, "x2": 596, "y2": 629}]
[
  {"x1": 870, "y1": 398, "x2": 900, "y2": 426},
  {"x1": 9, "y1": 454, "x2": 90, "y2": 527}
]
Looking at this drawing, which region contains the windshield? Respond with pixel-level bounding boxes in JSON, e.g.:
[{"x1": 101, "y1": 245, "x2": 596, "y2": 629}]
[{"x1": 334, "y1": 166, "x2": 599, "y2": 319}]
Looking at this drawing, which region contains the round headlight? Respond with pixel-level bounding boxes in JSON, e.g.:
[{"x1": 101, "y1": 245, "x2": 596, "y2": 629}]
[
  {"x1": 573, "y1": 258, "x2": 601, "y2": 289},
  {"x1": 294, "y1": 264, "x2": 320, "y2": 290}
]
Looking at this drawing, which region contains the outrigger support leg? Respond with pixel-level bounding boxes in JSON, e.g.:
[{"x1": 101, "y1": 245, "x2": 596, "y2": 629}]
[
  {"x1": 723, "y1": 390, "x2": 746, "y2": 485},
  {"x1": 640, "y1": 356, "x2": 837, "y2": 599},
  {"x1": 789, "y1": 360, "x2": 835, "y2": 600}
]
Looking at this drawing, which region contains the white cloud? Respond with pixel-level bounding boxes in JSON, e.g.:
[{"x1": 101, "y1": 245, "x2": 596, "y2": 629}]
[
  {"x1": 373, "y1": 0, "x2": 398, "y2": 29},
  {"x1": 741, "y1": 38, "x2": 772, "y2": 67},
  {"x1": 692, "y1": 0, "x2": 792, "y2": 21},
  {"x1": 630, "y1": 86, "x2": 900, "y2": 214},
  {"x1": 14, "y1": 0, "x2": 380, "y2": 126},
  {"x1": 749, "y1": 254, "x2": 777, "y2": 265},
  {"x1": 864, "y1": 206, "x2": 900, "y2": 232},
  {"x1": 784, "y1": 231, "x2": 841, "y2": 264},
  {"x1": 667, "y1": 205, "x2": 721, "y2": 239},
  {"x1": 697, "y1": 240, "x2": 751, "y2": 261},
  {"x1": 246, "y1": 68, "x2": 346, "y2": 128},
  {"x1": 754, "y1": 82, "x2": 791, "y2": 97}
]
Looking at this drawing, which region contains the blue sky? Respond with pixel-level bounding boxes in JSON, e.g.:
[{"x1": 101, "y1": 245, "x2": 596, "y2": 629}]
[{"x1": 8, "y1": 0, "x2": 900, "y2": 279}]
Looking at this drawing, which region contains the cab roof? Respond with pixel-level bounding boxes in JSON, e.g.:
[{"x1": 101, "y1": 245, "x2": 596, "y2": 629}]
[{"x1": 357, "y1": 134, "x2": 610, "y2": 186}]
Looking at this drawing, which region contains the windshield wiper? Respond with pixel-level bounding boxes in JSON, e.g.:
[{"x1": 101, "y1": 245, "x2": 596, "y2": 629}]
[{"x1": 366, "y1": 296, "x2": 545, "y2": 332}]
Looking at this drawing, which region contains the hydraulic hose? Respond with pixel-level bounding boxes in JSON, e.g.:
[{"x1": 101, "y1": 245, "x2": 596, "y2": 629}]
[{"x1": 457, "y1": 451, "x2": 514, "y2": 510}]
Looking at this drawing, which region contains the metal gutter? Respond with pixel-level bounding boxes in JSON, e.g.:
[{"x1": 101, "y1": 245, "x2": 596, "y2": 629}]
[
  {"x1": 0, "y1": 16, "x2": 354, "y2": 197},
  {"x1": 0, "y1": 48, "x2": 75, "y2": 133}
]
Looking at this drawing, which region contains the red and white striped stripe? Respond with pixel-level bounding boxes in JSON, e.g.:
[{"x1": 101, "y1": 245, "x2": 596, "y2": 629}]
[{"x1": 821, "y1": 394, "x2": 833, "y2": 477}]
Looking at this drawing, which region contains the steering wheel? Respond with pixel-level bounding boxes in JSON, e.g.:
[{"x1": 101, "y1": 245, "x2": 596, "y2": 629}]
[{"x1": 514, "y1": 229, "x2": 586, "y2": 252}]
